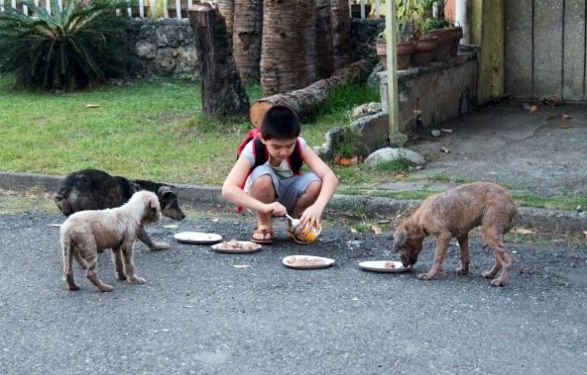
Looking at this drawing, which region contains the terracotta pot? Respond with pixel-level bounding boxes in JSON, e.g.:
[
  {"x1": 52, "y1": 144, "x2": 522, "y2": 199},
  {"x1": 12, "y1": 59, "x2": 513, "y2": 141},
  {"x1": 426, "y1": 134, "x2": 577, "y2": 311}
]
[
  {"x1": 412, "y1": 35, "x2": 438, "y2": 66},
  {"x1": 429, "y1": 28, "x2": 452, "y2": 62},
  {"x1": 449, "y1": 26, "x2": 463, "y2": 57},
  {"x1": 376, "y1": 41, "x2": 414, "y2": 70}
]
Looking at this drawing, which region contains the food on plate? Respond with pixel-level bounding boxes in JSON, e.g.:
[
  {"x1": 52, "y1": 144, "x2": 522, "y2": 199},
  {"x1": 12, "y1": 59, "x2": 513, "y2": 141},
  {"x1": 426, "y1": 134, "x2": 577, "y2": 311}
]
[
  {"x1": 216, "y1": 239, "x2": 259, "y2": 251},
  {"x1": 286, "y1": 256, "x2": 325, "y2": 267},
  {"x1": 384, "y1": 262, "x2": 397, "y2": 269}
]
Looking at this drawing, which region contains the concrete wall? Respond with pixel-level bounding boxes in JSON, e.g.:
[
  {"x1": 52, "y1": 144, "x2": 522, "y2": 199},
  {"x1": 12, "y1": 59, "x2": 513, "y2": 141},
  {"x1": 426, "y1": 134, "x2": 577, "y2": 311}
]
[
  {"x1": 505, "y1": 0, "x2": 587, "y2": 101},
  {"x1": 379, "y1": 49, "x2": 478, "y2": 132},
  {"x1": 318, "y1": 49, "x2": 479, "y2": 160}
]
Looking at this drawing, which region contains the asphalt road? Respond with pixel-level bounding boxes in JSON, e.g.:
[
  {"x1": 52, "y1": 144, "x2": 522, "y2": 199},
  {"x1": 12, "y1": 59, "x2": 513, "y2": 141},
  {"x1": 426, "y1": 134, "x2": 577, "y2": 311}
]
[{"x1": 1, "y1": 211, "x2": 586, "y2": 375}]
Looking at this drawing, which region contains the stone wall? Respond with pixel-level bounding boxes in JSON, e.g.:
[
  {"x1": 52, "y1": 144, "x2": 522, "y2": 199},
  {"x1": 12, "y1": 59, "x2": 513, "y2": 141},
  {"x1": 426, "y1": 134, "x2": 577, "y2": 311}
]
[
  {"x1": 129, "y1": 19, "x2": 198, "y2": 79},
  {"x1": 127, "y1": 18, "x2": 380, "y2": 80},
  {"x1": 350, "y1": 19, "x2": 384, "y2": 62}
]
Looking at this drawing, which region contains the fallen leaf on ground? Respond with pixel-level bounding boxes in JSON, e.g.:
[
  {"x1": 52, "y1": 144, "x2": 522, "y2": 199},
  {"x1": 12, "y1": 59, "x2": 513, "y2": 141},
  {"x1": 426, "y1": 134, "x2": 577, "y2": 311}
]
[
  {"x1": 350, "y1": 227, "x2": 358, "y2": 233},
  {"x1": 529, "y1": 105, "x2": 539, "y2": 112},
  {"x1": 232, "y1": 264, "x2": 252, "y2": 269},
  {"x1": 370, "y1": 224, "x2": 383, "y2": 235},
  {"x1": 335, "y1": 155, "x2": 362, "y2": 166},
  {"x1": 513, "y1": 228, "x2": 534, "y2": 235},
  {"x1": 562, "y1": 113, "x2": 572, "y2": 119},
  {"x1": 560, "y1": 122, "x2": 573, "y2": 129},
  {"x1": 163, "y1": 224, "x2": 178, "y2": 229},
  {"x1": 85, "y1": 104, "x2": 100, "y2": 108},
  {"x1": 441, "y1": 145, "x2": 451, "y2": 153},
  {"x1": 440, "y1": 128, "x2": 453, "y2": 133},
  {"x1": 211, "y1": 218, "x2": 219, "y2": 222},
  {"x1": 394, "y1": 172, "x2": 407, "y2": 180}
]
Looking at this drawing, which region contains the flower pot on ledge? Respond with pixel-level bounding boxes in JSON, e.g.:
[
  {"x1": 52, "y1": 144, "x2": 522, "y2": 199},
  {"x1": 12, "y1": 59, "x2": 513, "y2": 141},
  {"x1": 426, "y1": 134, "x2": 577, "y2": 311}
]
[
  {"x1": 412, "y1": 34, "x2": 438, "y2": 66},
  {"x1": 376, "y1": 41, "x2": 414, "y2": 70}
]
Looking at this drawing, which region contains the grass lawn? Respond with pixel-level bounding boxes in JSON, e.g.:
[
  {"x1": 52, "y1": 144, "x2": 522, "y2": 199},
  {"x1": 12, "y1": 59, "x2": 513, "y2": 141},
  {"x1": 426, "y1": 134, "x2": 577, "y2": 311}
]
[
  {"x1": 1, "y1": 76, "x2": 584, "y2": 211},
  {"x1": 0, "y1": 75, "x2": 387, "y2": 187}
]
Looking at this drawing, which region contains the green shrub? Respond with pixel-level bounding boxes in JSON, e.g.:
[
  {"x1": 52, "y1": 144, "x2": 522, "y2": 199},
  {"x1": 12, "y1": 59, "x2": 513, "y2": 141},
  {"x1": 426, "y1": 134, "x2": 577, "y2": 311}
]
[{"x1": 0, "y1": 0, "x2": 138, "y2": 90}]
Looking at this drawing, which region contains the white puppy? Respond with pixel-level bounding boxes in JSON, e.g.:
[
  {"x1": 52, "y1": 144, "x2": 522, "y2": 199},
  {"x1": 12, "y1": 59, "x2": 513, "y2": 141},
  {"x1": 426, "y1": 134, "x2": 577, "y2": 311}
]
[{"x1": 59, "y1": 190, "x2": 161, "y2": 292}]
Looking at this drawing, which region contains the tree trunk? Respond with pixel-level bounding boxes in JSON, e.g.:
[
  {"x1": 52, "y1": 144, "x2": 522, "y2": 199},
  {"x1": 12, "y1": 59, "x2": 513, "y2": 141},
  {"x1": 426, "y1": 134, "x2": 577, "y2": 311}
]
[
  {"x1": 261, "y1": 0, "x2": 314, "y2": 96},
  {"x1": 250, "y1": 58, "x2": 375, "y2": 127},
  {"x1": 233, "y1": 0, "x2": 263, "y2": 85},
  {"x1": 215, "y1": 0, "x2": 235, "y2": 36},
  {"x1": 314, "y1": 0, "x2": 334, "y2": 80},
  {"x1": 189, "y1": 4, "x2": 249, "y2": 116},
  {"x1": 330, "y1": 0, "x2": 352, "y2": 70}
]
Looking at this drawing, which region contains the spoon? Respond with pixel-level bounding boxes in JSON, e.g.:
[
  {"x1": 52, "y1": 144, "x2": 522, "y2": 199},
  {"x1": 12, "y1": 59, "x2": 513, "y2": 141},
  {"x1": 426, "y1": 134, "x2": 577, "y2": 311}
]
[{"x1": 284, "y1": 213, "x2": 301, "y2": 228}]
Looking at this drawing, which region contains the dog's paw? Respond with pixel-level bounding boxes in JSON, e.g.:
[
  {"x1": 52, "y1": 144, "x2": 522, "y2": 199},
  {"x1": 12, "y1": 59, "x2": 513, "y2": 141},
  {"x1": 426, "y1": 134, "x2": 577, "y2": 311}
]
[
  {"x1": 490, "y1": 278, "x2": 505, "y2": 287},
  {"x1": 115, "y1": 273, "x2": 126, "y2": 281},
  {"x1": 455, "y1": 267, "x2": 469, "y2": 275},
  {"x1": 152, "y1": 242, "x2": 170, "y2": 251},
  {"x1": 127, "y1": 275, "x2": 146, "y2": 284},
  {"x1": 417, "y1": 272, "x2": 435, "y2": 280},
  {"x1": 99, "y1": 284, "x2": 114, "y2": 292},
  {"x1": 68, "y1": 284, "x2": 80, "y2": 291},
  {"x1": 482, "y1": 270, "x2": 496, "y2": 279}
]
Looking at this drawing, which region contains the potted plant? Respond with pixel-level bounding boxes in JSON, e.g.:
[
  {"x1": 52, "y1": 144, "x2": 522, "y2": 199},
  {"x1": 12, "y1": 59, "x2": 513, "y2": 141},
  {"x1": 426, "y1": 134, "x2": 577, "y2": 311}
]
[
  {"x1": 410, "y1": 0, "x2": 439, "y2": 66},
  {"x1": 375, "y1": 0, "x2": 416, "y2": 70},
  {"x1": 419, "y1": 0, "x2": 463, "y2": 60}
]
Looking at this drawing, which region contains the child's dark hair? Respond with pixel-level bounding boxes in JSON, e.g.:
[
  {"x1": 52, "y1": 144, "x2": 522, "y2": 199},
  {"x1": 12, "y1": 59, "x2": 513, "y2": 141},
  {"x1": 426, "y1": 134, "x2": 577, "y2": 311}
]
[{"x1": 261, "y1": 105, "x2": 301, "y2": 140}]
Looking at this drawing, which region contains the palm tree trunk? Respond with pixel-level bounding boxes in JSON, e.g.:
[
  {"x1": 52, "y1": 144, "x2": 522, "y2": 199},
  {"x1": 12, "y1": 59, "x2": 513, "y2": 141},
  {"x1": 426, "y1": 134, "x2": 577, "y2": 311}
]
[
  {"x1": 189, "y1": 4, "x2": 249, "y2": 116},
  {"x1": 330, "y1": 0, "x2": 352, "y2": 70},
  {"x1": 261, "y1": 0, "x2": 314, "y2": 96},
  {"x1": 251, "y1": 58, "x2": 375, "y2": 126},
  {"x1": 315, "y1": 0, "x2": 334, "y2": 79},
  {"x1": 216, "y1": 0, "x2": 235, "y2": 35},
  {"x1": 233, "y1": 0, "x2": 263, "y2": 85}
]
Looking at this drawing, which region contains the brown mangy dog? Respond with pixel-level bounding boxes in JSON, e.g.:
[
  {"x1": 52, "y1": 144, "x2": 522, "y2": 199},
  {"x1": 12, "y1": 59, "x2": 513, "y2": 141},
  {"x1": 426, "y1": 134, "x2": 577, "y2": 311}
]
[
  {"x1": 394, "y1": 182, "x2": 517, "y2": 286},
  {"x1": 59, "y1": 190, "x2": 161, "y2": 292}
]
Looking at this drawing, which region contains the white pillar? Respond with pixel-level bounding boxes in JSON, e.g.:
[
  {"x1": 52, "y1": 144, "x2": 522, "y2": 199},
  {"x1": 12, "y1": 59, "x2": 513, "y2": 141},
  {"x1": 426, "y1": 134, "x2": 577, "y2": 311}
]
[
  {"x1": 455, "y1": 0, "x2": 469, "y2": 44},
  {"x1": 385, "y1": 0, "x2": 405, "y2": 147}
]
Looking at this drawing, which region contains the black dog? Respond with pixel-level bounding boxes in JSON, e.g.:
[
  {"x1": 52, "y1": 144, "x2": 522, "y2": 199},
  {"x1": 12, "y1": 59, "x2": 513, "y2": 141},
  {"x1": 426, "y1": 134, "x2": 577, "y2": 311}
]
[{"x1": 55, "y1": 168, "x2": 185, "y2": 251}]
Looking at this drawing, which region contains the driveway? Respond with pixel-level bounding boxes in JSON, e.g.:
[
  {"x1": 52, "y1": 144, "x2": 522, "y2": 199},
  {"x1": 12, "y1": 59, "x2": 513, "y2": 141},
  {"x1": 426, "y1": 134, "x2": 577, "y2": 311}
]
[{"x1": 1, "y1": 211, "x2": 586, "y2": 375}]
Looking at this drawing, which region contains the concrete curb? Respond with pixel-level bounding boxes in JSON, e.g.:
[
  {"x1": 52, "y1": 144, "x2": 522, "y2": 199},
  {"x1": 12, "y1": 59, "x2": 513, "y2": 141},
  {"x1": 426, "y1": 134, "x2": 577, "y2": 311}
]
[{"x1": 0, "y1": 172, "x2": 585, "y2": 233}]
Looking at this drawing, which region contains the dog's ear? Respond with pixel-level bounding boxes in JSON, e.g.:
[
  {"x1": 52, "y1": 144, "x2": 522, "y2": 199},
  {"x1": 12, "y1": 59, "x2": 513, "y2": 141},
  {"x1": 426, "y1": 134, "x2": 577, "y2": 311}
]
[
  {"x1": 157, "y1": 186, "x2": 175, "y2": 199},
  {"x1": 394, "y1": 231, "x2": 407, "y2": 251},
  {"x1": 148, "y1": 196, "x2": 160, "y2": 210}
]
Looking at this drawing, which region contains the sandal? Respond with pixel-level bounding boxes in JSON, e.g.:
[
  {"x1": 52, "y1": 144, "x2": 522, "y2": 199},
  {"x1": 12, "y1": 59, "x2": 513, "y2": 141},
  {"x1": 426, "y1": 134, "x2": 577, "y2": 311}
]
[{"x1": 251, "y1": 228, "x2": 274, "y2": 244}]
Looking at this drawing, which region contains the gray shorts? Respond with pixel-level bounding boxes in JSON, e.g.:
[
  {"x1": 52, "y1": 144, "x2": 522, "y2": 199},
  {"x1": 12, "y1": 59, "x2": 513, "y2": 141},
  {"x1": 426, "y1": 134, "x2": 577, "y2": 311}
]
[{"x1": 249, "y1": 164, "x2": 320, "y2": 213}]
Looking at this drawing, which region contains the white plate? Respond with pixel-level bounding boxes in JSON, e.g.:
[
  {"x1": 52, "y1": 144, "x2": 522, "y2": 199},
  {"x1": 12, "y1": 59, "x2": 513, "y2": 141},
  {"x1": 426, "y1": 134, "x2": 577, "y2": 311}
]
[
  {"x1": 211, "y1": 241, "x2": 261, "y2": 253},
  {"x1": 358, "y1": 260, "x2": 408, "y2": 273},
  {"x1": 174, "y1": 232, "x2": 223, "y2": 244},
  {"x1": 282, "y1": 255, "x2": 335, "y2": 269}
]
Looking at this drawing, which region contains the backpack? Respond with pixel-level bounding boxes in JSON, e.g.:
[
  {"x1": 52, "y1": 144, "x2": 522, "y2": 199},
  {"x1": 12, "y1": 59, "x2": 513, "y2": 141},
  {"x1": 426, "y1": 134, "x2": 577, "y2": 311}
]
[
  {"x1": 236, "y1": 128, "x2": 304, "y2": 211},
  {"x1": 236, "y1": 128, "x2": 303, "y2": 174}
]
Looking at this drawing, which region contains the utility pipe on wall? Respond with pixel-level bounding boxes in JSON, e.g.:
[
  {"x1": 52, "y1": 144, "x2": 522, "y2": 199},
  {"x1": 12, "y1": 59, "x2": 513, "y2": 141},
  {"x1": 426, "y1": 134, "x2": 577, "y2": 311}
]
[{"x1": 455, "y1": 0, "x2": 469, "y2": 44}]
